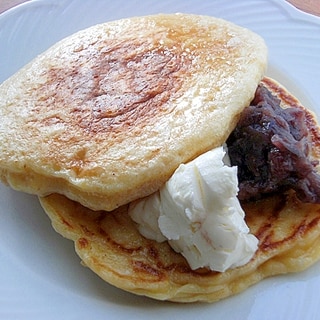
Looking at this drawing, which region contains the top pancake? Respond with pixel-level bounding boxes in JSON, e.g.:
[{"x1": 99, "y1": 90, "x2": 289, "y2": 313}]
[{"x1": 0, "y1": 14, "x2": 267, "y2": 211}]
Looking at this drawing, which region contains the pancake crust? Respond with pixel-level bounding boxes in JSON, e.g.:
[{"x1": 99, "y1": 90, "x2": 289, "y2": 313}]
[
  {"x1": 39, "y1": 192, "x2": 320, "y2": 303},
  {"x1": 0, "y1": 14, "x2": 267, "y2": 211}
]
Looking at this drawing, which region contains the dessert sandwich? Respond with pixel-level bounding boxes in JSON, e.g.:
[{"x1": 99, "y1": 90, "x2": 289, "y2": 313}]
[{"x1": 1, "y1": 13, "x2": 320, "y2": 302}]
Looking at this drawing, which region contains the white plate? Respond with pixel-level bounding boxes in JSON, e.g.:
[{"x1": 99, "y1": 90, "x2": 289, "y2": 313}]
[{"x1": 0, "y1": 0, "x2": 320, "y2": 319}]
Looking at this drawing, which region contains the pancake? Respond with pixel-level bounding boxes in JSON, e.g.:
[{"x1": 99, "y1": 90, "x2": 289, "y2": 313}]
[
  {"x1": 38, "y1": 78, "x2": 320, "y2": 303},
  {"x1": 0, "y1": 13, "x2": 267, "y2": 211},
  {"x1": 39, "y1": 189, "x2": 320, "y2": 303}
]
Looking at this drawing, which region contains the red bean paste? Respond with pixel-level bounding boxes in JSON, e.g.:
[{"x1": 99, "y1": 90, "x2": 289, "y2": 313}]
[{"x1": 227, "y1": 84, "x2": 320, "y2": 203}]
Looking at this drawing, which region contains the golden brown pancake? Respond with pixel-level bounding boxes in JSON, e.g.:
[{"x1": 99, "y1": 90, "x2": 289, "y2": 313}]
[
  {"x1": 38, "y1": 77, "x2": 320, "y2": 303},
  {"x1": 39, "y1": 190, "x2": 320, "y2": 303},
  {"x1": 0, "y1": 13, "x2": 267, "y2": 211}
]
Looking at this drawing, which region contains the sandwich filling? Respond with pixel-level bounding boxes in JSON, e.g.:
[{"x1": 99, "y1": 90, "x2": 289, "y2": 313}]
[
  {"x1": 227, "y1": 82, "x2": 320, "y2": 203},
  {"x1": 129, "y1": 81, "x2": 320, "y2": 272}
]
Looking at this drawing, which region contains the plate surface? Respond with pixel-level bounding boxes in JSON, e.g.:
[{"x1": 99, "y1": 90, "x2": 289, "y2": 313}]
[{"x1": 0, "y1": 0, "x2": 320, "y2": 319}]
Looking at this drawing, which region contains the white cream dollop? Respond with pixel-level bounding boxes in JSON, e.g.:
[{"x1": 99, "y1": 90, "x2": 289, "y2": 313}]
[{"x1": 128, "y1": 146, "x2": 258, "y2": 272}]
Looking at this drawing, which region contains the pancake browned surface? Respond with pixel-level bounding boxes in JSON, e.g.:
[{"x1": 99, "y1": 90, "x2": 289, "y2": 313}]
[
  {"x1": 39, "y1": 191, "x2": 320, "y2": 303},
  {"x1": 0, "y1": 14, "x2": 267, "y2": 211}
]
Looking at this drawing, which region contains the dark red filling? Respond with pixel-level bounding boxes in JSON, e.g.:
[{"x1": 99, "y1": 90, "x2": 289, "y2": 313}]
[{"x1": 227, "y1": 84, "x2": 320, "y2": 203}]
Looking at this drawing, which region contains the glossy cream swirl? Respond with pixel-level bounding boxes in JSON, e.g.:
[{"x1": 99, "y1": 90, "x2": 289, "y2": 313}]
[{"x1": 129, "y1": 146, "x2": 258, "y2": 272}]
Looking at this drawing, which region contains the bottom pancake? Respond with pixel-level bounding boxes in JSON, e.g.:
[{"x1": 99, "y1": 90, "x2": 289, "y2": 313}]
[{"x1": 39, "y1": 192, "x2": 320, "y2": 303}]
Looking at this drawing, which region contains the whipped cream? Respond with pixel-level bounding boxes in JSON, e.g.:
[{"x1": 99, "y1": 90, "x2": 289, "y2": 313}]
[{"x1": 128, "y1": 146, "x2": 258, "y2": 272}]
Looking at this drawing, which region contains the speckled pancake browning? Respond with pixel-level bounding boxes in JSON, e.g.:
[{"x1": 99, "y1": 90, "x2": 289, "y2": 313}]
[
  {"x1": 39, "y1": 191, "x2": 320, "y2": 303},
  {"x1": 0, "y1": 14, "x2": 266, "y2": 211}
]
